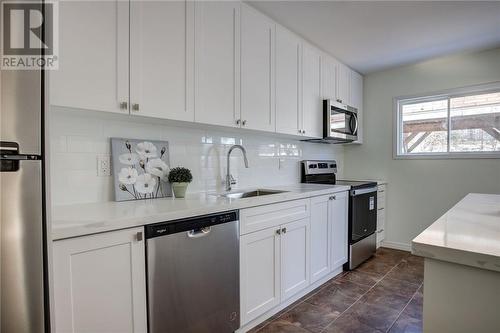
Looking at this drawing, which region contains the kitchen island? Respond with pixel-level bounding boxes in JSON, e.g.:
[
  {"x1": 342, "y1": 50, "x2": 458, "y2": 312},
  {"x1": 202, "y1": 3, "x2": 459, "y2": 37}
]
[{"x1": 412, "y1": 193, "x2": 500, "y2": 333}]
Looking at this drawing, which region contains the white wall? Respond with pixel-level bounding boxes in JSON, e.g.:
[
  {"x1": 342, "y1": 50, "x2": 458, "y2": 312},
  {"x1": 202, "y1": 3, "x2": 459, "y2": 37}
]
[
  {"x1": 49, "y1": 107, "x2": 344, "y2": 206},
  {"x1": 344, "y1": 47, "x2": 500, "y2": 249}
]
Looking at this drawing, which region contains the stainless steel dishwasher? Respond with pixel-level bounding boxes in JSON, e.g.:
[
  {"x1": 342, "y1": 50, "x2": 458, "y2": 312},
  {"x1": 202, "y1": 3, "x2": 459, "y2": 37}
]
[{"x1": 145, "y1": 211, "x2": 240, "y2": 333}]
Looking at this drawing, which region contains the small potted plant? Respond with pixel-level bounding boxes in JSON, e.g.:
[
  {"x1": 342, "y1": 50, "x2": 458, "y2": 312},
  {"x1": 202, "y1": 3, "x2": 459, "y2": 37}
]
[{"x1": 168, "y1": 167, "x2": 193, "y2": 198}]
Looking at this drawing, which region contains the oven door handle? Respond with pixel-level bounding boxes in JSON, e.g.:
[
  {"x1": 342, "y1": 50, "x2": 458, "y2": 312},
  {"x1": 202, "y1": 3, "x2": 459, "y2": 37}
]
[{"x1": 351, "y1": 187, "x2": 378, "y2": 196}]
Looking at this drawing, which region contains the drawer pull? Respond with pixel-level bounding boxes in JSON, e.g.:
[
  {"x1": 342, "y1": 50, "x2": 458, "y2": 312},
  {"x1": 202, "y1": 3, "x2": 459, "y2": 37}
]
[
  {"x1": 276, "y1": 229, "x2": 281, "y2": 235},
  {"x1": 282, "y1": 227, "x2": 287, "y2": 234}
]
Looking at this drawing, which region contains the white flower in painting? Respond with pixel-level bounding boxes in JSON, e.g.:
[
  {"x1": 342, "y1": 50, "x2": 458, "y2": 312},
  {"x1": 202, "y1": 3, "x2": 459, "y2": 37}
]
[
  {"x1": 119, "y1": 152, "x2": 139, "y2": 165},
  {"x1": 118, "y1": 167, "x2": 138, "y2": 185},
  {"x1": 135, "y1": 173, "x2": 157, "y2": 194},
  {"x1": 146, "y1": 158, "x2": 169, "y2": 180},
  {"x1": 136, "y1": 142, "x2": 157, "y2": 159}
]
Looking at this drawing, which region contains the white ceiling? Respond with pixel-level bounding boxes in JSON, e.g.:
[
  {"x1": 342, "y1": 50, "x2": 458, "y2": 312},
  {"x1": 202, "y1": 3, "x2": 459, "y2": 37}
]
[{"x1": 247, "y1": 1, "x2": 500, "y2": 74}]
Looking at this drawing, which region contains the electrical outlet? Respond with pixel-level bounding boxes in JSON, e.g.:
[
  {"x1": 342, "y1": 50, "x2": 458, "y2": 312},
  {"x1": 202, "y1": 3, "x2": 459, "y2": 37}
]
[{"x1": 97, "y1": 155, "x2": 111, "y2": 177}]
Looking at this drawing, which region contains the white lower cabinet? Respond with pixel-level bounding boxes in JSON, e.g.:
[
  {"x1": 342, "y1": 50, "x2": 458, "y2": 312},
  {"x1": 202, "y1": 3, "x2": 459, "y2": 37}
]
[
  {"x1": 240, "y1": 218, "x2": 310, "y2": 325},
  {"x1": 281, "y1": 218, "x2": 310, "y2": 300},
  {"x1": 53, "y1": 227, "x2": 147, "y2": 333},
  {"x1": 331, "y1": 191, "x2": 349, "y2": 268},
  {"x1": 240, "y1": 193, "x2": 348, "y2": 326},
  {"x1": 310, "y1": 195, "x2": 331, "y2": 283},
  {"x1": 240, "y1": 226, "x2": 281, "y2": 324},
  {"x1": 310, "y1": 192, "x2": 349, "y2": 284},
  {"x1": 377, "y1": 184, "x2": 387, "y2": 247}
]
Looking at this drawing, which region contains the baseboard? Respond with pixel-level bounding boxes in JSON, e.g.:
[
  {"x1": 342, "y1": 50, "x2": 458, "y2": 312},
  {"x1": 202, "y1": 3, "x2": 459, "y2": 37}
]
[{"x1": 381, "y1": 240, "x2": 412, "y2": 252}]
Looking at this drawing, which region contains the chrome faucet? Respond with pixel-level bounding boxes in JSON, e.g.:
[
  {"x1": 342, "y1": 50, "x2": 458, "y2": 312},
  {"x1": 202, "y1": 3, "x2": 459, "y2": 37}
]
[{"x1": 226, "y1": 145, "x2": 249, "y2": 191}]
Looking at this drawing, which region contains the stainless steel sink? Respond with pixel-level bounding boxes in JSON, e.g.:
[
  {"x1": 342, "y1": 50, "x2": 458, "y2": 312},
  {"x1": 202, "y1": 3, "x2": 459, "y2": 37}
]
[{"x1": 216, "y1": 189, "x2": 288, "y2": 199}]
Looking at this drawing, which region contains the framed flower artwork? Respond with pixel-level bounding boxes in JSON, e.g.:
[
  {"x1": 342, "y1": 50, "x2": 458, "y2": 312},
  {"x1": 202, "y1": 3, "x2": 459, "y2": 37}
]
[{"x1": 111, "y1": 138, "x2": 171, "y2": 201}]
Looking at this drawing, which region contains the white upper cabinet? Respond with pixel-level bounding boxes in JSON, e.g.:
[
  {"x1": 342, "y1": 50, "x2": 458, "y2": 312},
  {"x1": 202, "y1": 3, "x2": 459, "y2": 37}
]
[
  {"x1": 50, "y1": 0, "x2": 129, "y2": 113},
  {"x1": 331, "y1": 191, "x2": 349, "y2": 268},
  {"x1": 321, "y1": 55, "x2": 337, "y2": 101},
  {"x1": 310, "y1": 195, "x2": 331, "y2": 283},
  {"x1": 275, "y1": 26, "x2": 302, "y2": 136},
  {"x1": 350, "y1": 70, "x2": 364, "y2": 143},
  {"x1": 49, "y1": 1, "x2": 362, "y2": 141},
  {"x1": 194, "y1": 1, "x2": 241, "y2": 127},
  {"x1": 336, "y1": 62, "x2": 351, "y2": 105},
  {"x1": 302, "y1": 44, "x2": 323, "y2": 138},
  {"x1": 240, "y1": 4, "x2": 275, "y2": 132},
  {"x1": 53, "y1": 227, "x2": 147, "y2": 333},
  {"x1": 129, "y1": 0, "x2": 194, "y2": 121}
]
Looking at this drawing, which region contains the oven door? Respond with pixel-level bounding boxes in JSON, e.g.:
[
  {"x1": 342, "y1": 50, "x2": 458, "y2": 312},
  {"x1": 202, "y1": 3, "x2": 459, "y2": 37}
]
[{"x1": 349, "y1": 187, "x2": 377, "y2": 243}]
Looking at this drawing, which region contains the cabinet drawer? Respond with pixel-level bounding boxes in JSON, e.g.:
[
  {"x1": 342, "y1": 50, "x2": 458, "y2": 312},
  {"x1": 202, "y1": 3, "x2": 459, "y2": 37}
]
[
  {"x1": 377, "y1": 195, "x2": 385, "y2": 208},
  {"x1": 240, "y1": 199, "x2": 310, "y2": 235},
  {"x1": 376, "y1": 228, "x2": 385, "y2": 244},
  {"x1": 377, "y1": 210, "x2": 385, "y2": 229}
]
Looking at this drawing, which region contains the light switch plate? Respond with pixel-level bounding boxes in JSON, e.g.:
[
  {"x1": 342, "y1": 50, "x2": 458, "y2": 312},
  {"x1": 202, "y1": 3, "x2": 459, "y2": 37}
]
[{"x1": 97, "y1": 155, "x2": 111, "y2": 176}]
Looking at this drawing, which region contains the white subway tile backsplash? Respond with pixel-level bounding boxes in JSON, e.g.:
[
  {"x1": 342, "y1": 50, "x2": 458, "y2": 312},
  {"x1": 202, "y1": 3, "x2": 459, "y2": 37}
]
[
  {"x1": 66, "y1": 135, "x2": 97, "y2": 153},
  {"x1": 49, "y1": 107, "x2": 345, "y2": 205}
]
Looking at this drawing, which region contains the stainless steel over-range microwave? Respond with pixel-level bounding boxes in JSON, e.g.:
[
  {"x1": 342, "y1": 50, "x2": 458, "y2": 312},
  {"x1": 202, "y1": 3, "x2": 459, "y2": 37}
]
[{"x1": 322, "y1": 99, "x2": 359, "y2": 143}]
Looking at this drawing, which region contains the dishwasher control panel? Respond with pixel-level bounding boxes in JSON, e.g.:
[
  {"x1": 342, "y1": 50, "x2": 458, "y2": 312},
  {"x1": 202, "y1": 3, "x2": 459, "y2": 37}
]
[{"x1": 145, "y1": 210, "x2": 239, "y2": 239}]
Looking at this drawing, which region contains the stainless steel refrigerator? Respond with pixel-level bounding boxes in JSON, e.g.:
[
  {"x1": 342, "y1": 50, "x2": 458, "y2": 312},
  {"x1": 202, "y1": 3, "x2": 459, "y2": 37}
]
[{"x1": 0, "y1": 67, "x2": 48, "y2": 330}]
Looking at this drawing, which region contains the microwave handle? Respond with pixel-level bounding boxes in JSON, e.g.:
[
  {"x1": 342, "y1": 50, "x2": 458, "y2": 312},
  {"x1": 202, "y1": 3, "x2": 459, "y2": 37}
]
[{"x1": 350, "y1": 113, "x2": 359, "y2": 135}]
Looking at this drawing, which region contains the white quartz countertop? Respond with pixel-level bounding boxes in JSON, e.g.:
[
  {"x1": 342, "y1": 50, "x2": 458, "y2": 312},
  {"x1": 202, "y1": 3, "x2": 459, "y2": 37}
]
[
  {"x1": 412, "y1": 193, "x2": 500, "y2": 273},
  {"x1": 51, "y1": 184, "x2": 350, "y2": 240}
]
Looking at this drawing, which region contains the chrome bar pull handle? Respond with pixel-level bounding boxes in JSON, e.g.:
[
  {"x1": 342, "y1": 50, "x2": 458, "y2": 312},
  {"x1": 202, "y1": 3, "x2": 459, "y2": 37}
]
[{"x1": 187, "y1": 227, "x2": 211, "y2": 239}]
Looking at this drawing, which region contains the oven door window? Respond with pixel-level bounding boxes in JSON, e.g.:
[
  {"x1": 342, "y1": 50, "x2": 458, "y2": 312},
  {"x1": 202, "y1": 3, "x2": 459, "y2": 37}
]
[
  {"x1": 351, "y1": 192, "x2": 377, "y2": 242},
  {"x1": 330, "y1": 110, "x2": 357, "y2": 135}
]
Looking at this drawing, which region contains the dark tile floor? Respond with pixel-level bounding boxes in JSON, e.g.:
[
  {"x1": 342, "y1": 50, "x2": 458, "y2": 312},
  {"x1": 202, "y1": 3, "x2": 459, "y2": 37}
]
[{"x1": 249, "y1": 248, "x2": 424, "y2": 333}]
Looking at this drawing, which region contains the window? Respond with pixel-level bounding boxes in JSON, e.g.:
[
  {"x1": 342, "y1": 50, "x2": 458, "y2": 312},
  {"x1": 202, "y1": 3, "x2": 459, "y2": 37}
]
[{"x1": 395, "y1": 83, "x2": 500, "y2": 158}]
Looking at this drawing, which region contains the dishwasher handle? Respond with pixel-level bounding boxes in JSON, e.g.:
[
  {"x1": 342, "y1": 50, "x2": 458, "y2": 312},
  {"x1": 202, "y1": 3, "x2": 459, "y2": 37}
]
[{"x1": 187, "y1": 227, "x2": 211, "y2": 238}]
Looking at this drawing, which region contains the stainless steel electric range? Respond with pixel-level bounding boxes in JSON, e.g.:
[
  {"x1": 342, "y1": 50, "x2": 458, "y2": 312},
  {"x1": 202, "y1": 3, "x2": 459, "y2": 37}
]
[{"x1": 301, "y1": 160, "x2": 378, "y2": 270}]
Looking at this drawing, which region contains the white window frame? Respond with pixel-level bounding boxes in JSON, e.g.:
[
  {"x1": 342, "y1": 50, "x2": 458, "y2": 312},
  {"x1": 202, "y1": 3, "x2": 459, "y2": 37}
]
[{"x1": 394, "y1": 81, "x2": 500, "y2": 159}]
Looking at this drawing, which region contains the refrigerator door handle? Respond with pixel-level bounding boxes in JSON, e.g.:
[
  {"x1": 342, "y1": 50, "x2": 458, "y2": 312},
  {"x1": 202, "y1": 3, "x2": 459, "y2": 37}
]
[{"x1": 1, "y1": 154, "x2": 41, "y2": 161}]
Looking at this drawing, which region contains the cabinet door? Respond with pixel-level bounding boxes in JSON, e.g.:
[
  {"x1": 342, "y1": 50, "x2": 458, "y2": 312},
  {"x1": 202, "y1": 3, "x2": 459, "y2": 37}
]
[
  {"x1": 275, "y1": 26, "x2": 301, "y2": 136},
  {"x1": 194, "y1": 1, "x2": 240, "y2": 127},
  {"x1": 310, "y1": 195, "x2": 331, "y2": 283},
  {"x1": 53, "y1": 228, "x2": 147, "y2": 333},
  {"x1": 240, "y1": 227, "x2": 281, "y2": 325},
  {"x1": 50, "y1": 0, "x2": 129, "y2": 113},
  {"x1": 321, "y1": 55, "x2": 337, "y2": 101},
  {"x1": 241, "y1": 5, "x2": 275, "y2": 132},
  {"x1": 302, "y1": 44, "x2": 322, "y2": 138},
  {"x1": 281, "y1": 218, "x2": 310, "y2": 301},
  {"x1": 336, "y1": 63, "x2": 350, "y2": 105},
  {"x1": 331, "y1": 191, "x2": 349, "y2": 269},
  {"x1": 129, "y1": 0, "x2": 194, "y2": 121},
  {"x1": 350, "y1": 70, "x2": 363, "y2": 143}
]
